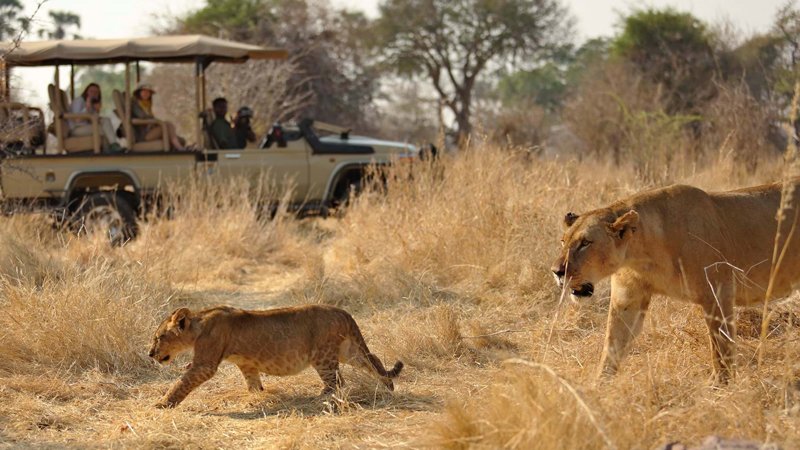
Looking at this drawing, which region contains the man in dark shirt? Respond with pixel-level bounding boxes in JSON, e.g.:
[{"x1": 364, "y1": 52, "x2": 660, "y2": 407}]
[{"x1": 208, "y1": 97, "x2": 237, "y2": 149}]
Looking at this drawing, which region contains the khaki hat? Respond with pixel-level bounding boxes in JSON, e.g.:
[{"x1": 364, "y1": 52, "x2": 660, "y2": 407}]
[{"x1": 134, "y1": 82, "x2": 156, "y2": 94}]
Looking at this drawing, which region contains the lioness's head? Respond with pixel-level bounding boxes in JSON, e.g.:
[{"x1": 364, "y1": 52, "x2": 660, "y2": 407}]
[
  {"x1": 148, "y1": 308, "x2": 196, "y2": 364},
  {"x1": 551, "y1": 209, "x2": 639, "y2": 299}
]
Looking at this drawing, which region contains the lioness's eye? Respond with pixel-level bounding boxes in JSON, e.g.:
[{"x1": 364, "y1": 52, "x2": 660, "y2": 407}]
[{"x1": 578, "y1": 239, "x2": 592, "y2": 249}]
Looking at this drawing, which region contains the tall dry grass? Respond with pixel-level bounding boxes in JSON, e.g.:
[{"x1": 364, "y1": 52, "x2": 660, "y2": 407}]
[
  {"x1": 125, "y1": 175, "x2": 311, "y2": 285},
  {"x1": 297, "y1": 143, "x2": 800, "y2": 448},
  {"x1": 0, "y1": 175, "x2": 309, "y2": 378},
  {"x1": 0, "y1": 139, "x2": 798, "y2": 447},
  {"x1": 301, "y1": 148, "x2": 640, "y2": 313},
  {"x1": 0, "y1": 216, "x2": 173, "y2": 376}
]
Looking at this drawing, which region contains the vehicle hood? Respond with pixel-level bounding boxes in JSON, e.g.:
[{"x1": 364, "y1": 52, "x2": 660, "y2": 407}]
[{"x1": 319, "y1": 135, "x2": 418, "y2": 155}]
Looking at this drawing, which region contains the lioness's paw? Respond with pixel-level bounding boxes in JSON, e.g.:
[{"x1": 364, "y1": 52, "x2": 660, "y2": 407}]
[{"x1": 155, "y1": 400, "x2": 176, "y2": 409}]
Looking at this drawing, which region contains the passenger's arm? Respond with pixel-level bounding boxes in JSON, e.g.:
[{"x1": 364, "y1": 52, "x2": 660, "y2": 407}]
[{"x1": 69, "y1": 98, "x2": 85, "y2": 114}]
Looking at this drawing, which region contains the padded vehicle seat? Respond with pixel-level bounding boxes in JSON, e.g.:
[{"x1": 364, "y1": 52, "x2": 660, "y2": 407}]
[
  {"x1": 112, "y1": 89, "x2": 169, "y2": 152},
  {"x1": 47, "y1": 84, "x2": 101, "y2": 154}
]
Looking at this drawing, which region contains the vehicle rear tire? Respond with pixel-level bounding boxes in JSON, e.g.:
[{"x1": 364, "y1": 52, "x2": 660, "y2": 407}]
[{"x1": 71, "y1": 192, "x2": 139, "y2": 246}]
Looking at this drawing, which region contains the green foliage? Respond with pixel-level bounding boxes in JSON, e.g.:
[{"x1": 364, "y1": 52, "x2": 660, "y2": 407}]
[
  {"x1": 726, "y1": 34, "x2": 783, "y2": 101},
  {"x1": 497, "y1": 64, "x2": 566, "y2": 111},
  {"x1": 769, "y1": 2, "x2": 800, "y2": 109},
  {"x1": 0, "y1": 0, "x2": 25, "y2": 40},
  {"x1": 182, "y1": 0, "x2": 265, "y2": 40},
  {"x1": 496, "y1": 38, "x2": 608, "y2": 112},
  {"x1": 39, "y1": 10, "x2": 82, "y2": 40},
  {"x1": 612, "y1": 8, "x2": 714, "y2": 112},
  {"x1": 181, "y1": 0, "x2": 377, "y2": 127},
  {"x1": 612, "y1": 7, "x2": 711, "y2": 65}
]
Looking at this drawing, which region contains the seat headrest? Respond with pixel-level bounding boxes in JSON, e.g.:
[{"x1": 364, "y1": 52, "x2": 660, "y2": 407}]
[{"x1": 112, "y1": 89, "x2": 124, "y2": 118}]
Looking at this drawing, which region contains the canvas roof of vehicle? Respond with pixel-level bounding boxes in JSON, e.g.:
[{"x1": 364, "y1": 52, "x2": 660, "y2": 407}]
[{"x1": 0, "y1": 35, "x2": 287, "y2": 66}]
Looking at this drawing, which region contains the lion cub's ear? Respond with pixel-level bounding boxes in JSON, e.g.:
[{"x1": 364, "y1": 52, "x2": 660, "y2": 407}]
[
  {"x1": 171, "y1": 308, "x2": 192, "y2": 331},
  {"x1": 608, "y1": 210, "x2": 639, "y2": 240},
  {"x1": 564, "y1": 212, "x2": 579, "y2": 227}
]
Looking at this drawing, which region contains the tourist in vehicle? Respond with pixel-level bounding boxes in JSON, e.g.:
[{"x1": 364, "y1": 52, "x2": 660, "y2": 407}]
[
  {"x1": 233, "y1": 106, "x2": 256, "y2": 148},
  {"x1": 69, "y1": 83, "x2": 122, "y2": 153},
  {"x1": 208, "y1": 97, "x2": 237, "y2": 149},
  {"x1": 131, "y1": 83, "x2": 186, "y2": 151}
]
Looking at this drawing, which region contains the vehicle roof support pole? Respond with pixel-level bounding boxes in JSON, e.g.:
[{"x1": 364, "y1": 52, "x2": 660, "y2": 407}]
[
  {"x1": 195, "y1": 58, "x2": 203, "y2": 148},
  {"x1": 135, "y1": 61, "x2": 140, "y2": 83},
  {"x1": 69, "y1": 64, "x2": 75, "y2": 99},
  {"x1": 124, "y1": 62, "x2": 133, "y2": 149},
  {"x1": 54, "y1": 65, "x2": 63, "y2": 153},
  {"x1": 2, "y1": 60, "x2": 9, "y2": 101}
]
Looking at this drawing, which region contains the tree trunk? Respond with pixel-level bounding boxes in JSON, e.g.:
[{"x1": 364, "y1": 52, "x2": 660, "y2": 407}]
[{"x1": 454, "y1": 90, "x2": 472, "y2": 147}]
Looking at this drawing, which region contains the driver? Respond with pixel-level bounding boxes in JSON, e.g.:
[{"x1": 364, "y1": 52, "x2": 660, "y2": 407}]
[{"x1": 208, "y1": 97, "x2": 237, "y2": 149}]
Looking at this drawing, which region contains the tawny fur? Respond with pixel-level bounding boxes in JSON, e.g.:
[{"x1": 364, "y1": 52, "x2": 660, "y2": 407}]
[
  {"x1": 551, "y1": 179, "x2": 800, "y2": 382},
  {"x1": 148, "y1": 304, "x2": 403, "y2": 408}
]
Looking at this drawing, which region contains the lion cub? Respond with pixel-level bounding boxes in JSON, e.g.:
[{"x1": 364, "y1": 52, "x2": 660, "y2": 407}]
[{"x1": 148, "y1": 304, "x2": 403, "y2": 408}]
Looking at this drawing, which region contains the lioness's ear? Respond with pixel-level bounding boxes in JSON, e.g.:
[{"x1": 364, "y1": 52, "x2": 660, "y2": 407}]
[
  {"x1": 564, "y1": 212, "x2": 579, "y2": 227},
  {"x1": 171, "y1": 308, "x2": 192, "y2": 331},
  {"x1": 608, "y1": 210, "x2": 639, "y2": 240}
]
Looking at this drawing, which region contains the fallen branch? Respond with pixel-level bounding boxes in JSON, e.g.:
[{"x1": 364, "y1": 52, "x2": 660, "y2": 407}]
[{"x1": 460, "y1": 329, "x2": 529, "y2": 339}]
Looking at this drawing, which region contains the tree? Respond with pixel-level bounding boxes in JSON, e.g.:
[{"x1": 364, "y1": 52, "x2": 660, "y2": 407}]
[
  {"x1": 375, "y1": 0, "x2": 573, "y2": 144},
  {"x1": 496, "y1": 38, "x2": 609, "y2": 112},
  {"x1": 0, "y1": 0, "x2": 25, "y2": 40},
  {"x1": 179, "y1": 0, "x2": 378, "y2": 129},
  {"x1": 181, "y1": 0, "x2": 263, "y2": 41},
  {"x1": 497, "y1": 63, "x2": 567, "y2": 112},
  {"x1": 39, "y1": 10, "x2": 81, "y2": 40},
  {"x1": 724, "y1": 34, "x2": 782, "y2": 103},
  {"x1": 612, "y1": 8, "x2": 715, "y2": 113}
]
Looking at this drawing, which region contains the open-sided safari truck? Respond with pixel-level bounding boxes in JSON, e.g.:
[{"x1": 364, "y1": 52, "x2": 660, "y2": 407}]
[{"x1": 0, "y1": 35, "x2": 419, "y2": 243}]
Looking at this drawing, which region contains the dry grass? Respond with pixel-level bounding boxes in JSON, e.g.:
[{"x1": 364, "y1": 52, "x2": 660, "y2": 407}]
[{"x1": 1, "y1": 145, "x2": 800, "y2": 449}]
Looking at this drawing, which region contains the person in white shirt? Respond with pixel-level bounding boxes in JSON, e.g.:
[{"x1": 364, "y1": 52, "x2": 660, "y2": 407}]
[{"x1": 69, "y1": 83, "x2": 122, "y2": 153}]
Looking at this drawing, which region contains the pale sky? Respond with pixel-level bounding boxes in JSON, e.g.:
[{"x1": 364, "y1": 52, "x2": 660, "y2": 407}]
[{"x1": 11, "y1": 0, "x2": 791, "y2": 108}]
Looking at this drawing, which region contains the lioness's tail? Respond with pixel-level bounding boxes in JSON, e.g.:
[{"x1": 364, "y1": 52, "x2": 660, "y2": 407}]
[{"x1": 347, "y1": 316, "x2": 403, "y2": 390}]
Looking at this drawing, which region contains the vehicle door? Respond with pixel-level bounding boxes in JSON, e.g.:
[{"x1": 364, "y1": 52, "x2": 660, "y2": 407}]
[{"x1": 211, "y1": 140, "x2": 311, "y2": 204}]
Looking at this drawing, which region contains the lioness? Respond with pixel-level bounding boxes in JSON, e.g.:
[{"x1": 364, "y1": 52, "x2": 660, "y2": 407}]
[
  {"x1": 149, "y1": 305, "x2": 403, "y2": 408},
  {"x1": 551, "y1": 179, "x2": 800, "y2": 381}
]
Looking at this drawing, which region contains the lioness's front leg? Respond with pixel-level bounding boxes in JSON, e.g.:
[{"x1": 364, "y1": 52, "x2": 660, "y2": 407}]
[
  {"x1": 157, "y1": 363, "x2": 219, "y2": 408},
  {"x1": 599, "y1": 275, "x2": 652, "y2": 377}
]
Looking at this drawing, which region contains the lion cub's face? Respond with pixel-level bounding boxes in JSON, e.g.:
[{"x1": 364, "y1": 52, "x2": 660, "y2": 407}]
[
  {"x1": 551, "y1": 210, "x2": 639, "y2": 299},
  {"x1": 149, "y1": 308, "x2": 196, "y2": 364}
]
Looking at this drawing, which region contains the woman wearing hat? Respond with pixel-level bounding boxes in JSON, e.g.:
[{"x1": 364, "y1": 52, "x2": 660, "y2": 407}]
[{"x1": 131, "y1": 83, "x2": 186, "y2": 151}]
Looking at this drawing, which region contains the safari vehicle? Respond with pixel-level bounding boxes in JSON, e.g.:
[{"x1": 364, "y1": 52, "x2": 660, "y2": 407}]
[{"x1": 0, "y1": 35, "x2": 418, "y2": 243}]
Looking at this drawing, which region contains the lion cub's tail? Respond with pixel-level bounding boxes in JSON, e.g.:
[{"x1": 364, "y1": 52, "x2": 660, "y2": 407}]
[{"x1": 348, "y1": 317, "x2": 404, "y2": 391}]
